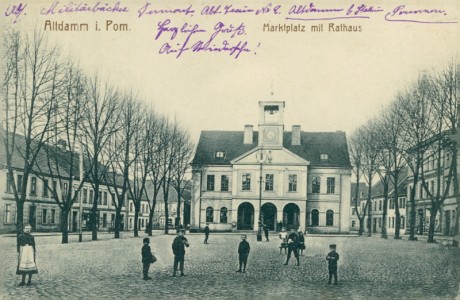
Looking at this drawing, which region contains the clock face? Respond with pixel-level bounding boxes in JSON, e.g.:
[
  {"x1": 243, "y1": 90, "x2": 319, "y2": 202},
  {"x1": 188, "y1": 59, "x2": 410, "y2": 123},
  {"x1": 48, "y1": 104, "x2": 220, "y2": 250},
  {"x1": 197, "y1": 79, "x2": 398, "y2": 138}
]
[{"x1": 265, "y1": 129, "x2": 277, "y2": 142}]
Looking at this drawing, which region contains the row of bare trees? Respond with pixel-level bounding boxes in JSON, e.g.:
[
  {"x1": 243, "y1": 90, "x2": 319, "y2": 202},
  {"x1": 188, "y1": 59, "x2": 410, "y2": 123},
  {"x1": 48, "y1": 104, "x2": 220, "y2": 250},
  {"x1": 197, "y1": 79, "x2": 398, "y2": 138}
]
[
  {"x1": 1, "y1": 29, "x2": 194, "y2": 244},
  {"x1": 349, "y1": 61, "x2": 459, "y2": 243}
]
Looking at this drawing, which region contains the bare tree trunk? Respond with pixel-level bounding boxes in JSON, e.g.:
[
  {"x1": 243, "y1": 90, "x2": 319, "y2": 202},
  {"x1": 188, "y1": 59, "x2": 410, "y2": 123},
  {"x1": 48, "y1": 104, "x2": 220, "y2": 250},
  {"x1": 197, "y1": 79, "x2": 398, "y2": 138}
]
[
  {"x1": 427, "y1": 205, "x2": 438, "y2": 243},
  {"x1": 114, "y1": 206, "x2": 123, "y2": 239},
  {"x1": 134, "y1": 205, "x2": 140, "y2": 237},
  {"x1": 61, "y1": 208, "x2": 69, "y2": 244},
  {"x1": 408, "y1": 184, "x2": 418, "y2": 241},
  {"x1": 91, "y1": 185, "x2": 99, "y2": 241},
  {"x1": 358, "y1": 217, "x2": 365, "y2": 236},
  {"x1": 381, "y1": 182, "x2": 389, "y2": 239},
  {"x1": 367, "y1": 181, "x2": 372, "y2": 237}
]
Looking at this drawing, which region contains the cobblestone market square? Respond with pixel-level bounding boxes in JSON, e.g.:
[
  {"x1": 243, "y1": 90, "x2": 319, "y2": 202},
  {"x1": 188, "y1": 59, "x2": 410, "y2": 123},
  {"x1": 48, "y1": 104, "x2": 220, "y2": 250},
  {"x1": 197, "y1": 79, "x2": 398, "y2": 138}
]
[{"x1": 0, "y1": 232, "x2": 459, "y2": 299}]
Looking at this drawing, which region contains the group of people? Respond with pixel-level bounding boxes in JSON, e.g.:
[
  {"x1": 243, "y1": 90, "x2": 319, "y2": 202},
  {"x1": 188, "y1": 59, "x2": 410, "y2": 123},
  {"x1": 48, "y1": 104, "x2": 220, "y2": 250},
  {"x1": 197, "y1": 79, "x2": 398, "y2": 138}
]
[{"x1": 14, "y1": 224, "x2": 339, "y2": 286}]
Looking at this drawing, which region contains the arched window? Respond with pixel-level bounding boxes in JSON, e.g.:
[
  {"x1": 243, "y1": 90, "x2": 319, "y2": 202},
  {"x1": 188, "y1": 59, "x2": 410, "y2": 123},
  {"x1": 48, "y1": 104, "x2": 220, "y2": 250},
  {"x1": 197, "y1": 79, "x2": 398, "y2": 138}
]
[
  {"x1": 311, "y1": 209, "x2": 319, "y2": 226},
  {"x1": 206, "y1": 207, "x2": 214, "y2": 223},
  {"x1": 326, "y1": 210, "x2": 334, "y2": 226},
  {"x1": 220, "y1": 207, "x2": 228, "y2": 223}
]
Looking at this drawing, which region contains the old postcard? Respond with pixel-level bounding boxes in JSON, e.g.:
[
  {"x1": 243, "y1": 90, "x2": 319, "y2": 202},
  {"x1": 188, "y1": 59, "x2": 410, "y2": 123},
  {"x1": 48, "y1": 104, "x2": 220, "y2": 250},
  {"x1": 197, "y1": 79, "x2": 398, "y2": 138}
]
[{"x1": 1, "y1": 0, "x2": 459, "y2": 299}]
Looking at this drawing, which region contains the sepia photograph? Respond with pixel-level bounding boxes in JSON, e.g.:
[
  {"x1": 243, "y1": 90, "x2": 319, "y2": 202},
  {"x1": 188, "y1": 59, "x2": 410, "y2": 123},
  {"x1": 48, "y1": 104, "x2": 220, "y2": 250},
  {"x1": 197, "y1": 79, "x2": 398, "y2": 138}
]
[{"x1": 0, "y1": 0, "x2": 459, "y2": 299}]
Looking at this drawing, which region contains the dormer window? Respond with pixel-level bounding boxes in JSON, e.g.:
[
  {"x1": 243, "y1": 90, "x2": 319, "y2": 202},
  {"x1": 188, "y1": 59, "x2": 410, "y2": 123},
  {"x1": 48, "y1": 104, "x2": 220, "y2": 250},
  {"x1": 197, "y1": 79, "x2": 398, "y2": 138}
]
[
  {"x1": 215, "y1": 151, "x2": 225, "y2": 158},
  {"x1": 320, "y1": 153, "x2": 329, "y2": 161}
]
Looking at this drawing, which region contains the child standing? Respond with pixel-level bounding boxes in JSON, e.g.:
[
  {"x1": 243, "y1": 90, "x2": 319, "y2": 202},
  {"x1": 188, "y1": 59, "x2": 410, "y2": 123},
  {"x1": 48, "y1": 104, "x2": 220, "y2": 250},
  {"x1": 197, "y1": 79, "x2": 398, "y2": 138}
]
[
  {"x1": 236, "y1": 235, "x2": 250, "y2": 273},
  {"x1": 326, "y1": 244, "x2": 339, "y2": 285},
  {"x1": 141, "y1": 237, "x2": 154, "y2": 280},
  {"x1": 16, "y1": 224, "x2": 38, "y2": 286}
]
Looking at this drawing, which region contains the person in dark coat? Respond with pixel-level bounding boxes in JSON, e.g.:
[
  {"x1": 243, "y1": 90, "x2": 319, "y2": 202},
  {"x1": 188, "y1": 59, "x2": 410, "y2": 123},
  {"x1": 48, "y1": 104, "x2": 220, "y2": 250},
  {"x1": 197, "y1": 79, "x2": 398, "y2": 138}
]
[
  {"x1": 284, "y1": 229, "x2": 300, "y2": 266},
  {"x1": 236, "y1": 234, "x2": 250, "y2": 273},
  {"x1": 263, "y1": 224, "x2": 269, "y2": 242},
  {"x1": 298, "y1": 230, "x2": 306, "y2": 256},
  {"x1": 326, "y1": 244, "x2": 339, "y2": 285},
  {"x1": 172, "y1": 229, "x2": 189, "y2": 277},
  {"x1": 16, "y1": 224, "x2": 38, "y2": 286},
  {"x1": 141, "y1": 237, "x2": 154, "y2": 280},
  {"x1": 203, "y1": 224, "x2": 210, "y2": 244}
]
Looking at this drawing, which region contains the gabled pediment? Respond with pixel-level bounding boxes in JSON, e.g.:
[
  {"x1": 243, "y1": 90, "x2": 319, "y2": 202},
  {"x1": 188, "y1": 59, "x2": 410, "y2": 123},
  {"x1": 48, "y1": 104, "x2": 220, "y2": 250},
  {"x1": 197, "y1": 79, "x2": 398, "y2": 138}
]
[{"x1": 231, "y1": 147, "x2": 309, "y2": 166}]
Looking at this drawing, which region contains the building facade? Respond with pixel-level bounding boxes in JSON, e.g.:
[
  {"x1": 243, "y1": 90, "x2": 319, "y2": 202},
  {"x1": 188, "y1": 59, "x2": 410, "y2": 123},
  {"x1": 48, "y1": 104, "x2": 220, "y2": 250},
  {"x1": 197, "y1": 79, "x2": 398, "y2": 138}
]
[{"x1": 190, "y1": 101, "x2": 352, "y2": 233}]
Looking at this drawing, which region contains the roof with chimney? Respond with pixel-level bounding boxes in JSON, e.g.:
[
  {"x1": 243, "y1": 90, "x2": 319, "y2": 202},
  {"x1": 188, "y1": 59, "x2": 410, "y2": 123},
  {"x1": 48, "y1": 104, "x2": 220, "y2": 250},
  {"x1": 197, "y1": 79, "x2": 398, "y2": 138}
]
[{"x1": 191, "y1": 130, "x2": 351, "y2": 168}]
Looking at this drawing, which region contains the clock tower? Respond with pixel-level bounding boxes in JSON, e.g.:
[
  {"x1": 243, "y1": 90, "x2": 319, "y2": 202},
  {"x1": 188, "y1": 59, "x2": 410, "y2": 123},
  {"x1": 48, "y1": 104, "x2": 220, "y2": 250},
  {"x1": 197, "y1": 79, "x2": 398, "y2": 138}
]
[{"x1": 258, "y1": 101, "x2": 285, "y2": 148}]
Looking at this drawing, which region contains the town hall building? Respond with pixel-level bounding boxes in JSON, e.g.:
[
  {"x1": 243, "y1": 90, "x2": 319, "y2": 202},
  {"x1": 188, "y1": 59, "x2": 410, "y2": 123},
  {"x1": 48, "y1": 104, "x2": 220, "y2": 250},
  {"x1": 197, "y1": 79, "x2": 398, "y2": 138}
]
[{"x1": 190, "y1": 101, "x2": 352, "y2": 233}]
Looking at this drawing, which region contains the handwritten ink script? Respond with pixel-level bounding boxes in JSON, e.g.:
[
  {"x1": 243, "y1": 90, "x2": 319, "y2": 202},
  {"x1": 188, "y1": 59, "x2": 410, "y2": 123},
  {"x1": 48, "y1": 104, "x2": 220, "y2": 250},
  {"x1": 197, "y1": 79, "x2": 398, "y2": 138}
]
[{"x1": 3, "y1": 1, "x2": 458, "y2": 58}]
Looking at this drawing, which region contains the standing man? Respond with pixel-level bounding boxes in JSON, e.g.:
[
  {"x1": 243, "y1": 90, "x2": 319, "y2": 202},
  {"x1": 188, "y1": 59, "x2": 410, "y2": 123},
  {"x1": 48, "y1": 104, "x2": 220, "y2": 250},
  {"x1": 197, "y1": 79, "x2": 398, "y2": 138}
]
[
  {"x1": 263, "y1": 224, "x2": 269, "y2": 242},
  {"x1": 236, "y1": 234, "x2": 250, "y2": 273},
  {"x1": 172, "y1": 229, "x2": 190, "y2": 277},
  {"x1": 203, "y1": 223, "x2": 210, "y2": 244},
  {"x1": 326, "y1": 244, "x2": 339, "y2": 285},
  {"x1": 284, "y1": 228, "x2": 300, "y2": 266}
]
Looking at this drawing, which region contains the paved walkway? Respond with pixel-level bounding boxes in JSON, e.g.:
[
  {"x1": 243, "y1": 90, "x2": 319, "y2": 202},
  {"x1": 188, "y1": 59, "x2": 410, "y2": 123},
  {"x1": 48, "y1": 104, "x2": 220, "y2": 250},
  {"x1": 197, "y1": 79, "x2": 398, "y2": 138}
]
[{"x1": 0, "y1": 233, "x2": 458, "y2": 299}]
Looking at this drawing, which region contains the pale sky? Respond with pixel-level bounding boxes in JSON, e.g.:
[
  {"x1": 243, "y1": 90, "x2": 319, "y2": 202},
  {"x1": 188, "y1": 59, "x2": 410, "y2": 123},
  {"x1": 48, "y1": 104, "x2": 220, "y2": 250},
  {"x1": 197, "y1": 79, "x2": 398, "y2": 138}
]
[{"x1": 1, "y1": 0, "x2": 459, "y2": 143}]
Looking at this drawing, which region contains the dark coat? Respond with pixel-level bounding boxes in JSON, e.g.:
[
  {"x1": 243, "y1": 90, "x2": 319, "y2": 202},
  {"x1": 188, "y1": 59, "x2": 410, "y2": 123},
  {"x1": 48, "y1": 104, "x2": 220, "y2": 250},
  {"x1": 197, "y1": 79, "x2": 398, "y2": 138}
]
[
  {"x1": 298, "y1": 234, "x2": 305, "y2": 250},
  {"x1": 238, "y1": 240, "x2": 250, "y2": 257},
  {"x1": 141, "y1": 244, "x2": 153, "y2": 264},
  {"x1": 326, "y1": 251, "x2": 339, "y2": 269},
  {"x1": 203, "y1": 226, "x2": 210, "y2": 235},
  {"x1": 172, "y1": 236, "x2": 189, "y2": 256},
  {"x1": 287, "y1": 232, "x2": 299, "y2": 249}
]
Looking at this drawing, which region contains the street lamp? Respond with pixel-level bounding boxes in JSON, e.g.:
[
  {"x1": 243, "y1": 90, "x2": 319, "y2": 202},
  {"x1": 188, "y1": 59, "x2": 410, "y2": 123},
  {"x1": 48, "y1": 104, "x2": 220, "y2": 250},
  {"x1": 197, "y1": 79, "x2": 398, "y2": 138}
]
[{"x1": 256, "y1": 149, "x2": 272, "y2": 242}]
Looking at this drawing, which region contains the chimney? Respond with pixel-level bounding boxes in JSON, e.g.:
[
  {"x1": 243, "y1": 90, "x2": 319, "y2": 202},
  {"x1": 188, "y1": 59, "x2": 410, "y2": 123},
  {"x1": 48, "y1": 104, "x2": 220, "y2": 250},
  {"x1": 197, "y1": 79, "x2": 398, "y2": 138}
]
[
  {"x1": 292, "y1": 125, "x2": 301, "y2": 146},
  {"x1": 244, "y1": 125, "x2": 253, "y2": 144}
]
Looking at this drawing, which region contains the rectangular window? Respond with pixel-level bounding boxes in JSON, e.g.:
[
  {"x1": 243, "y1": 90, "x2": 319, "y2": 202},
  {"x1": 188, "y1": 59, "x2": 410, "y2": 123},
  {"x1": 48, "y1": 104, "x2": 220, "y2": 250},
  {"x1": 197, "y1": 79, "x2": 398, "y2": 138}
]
[
  {"x1": 103, "y1": 213, "x2": 107, "y2": 227},
  {"x1": 89, "y1": 190, "x2": 94, "y2": 204},
  {"x1": 207, "y1": 175, "x2": 215, "y2": 191},
  {"x1": 111, "y1": 193, "x2": 116, "y2": 206},
  {"x1": 17, "y1": 175, "x2": 23, "y2": 194},
  {"x1": 83, "y1": 188, "x2": 88, "y2": 204},
  {"x1": 53, "y1": 180, "x2": 58, "y2": 196},
  {"x1": 43, "y1": 179, "x2": 49, "y2": 197},
  {"x1": 103, "y1": 192, "x2": 108, "y2": 205},
  {"x1": 312, "y1": 176, "x2": 321, "y2": 193},
  {"x1": 215, "y1": 151, "x2": 225, "y2": 158},
  {"x1": 221, "y1": 175, "x2": 229, "y2": 192},
  {"x1": 242, "y1": 173, "x2": 251, "y2": 191},
  {"x1": 320, "y1": 153, "x2": 329, "y2": 161},
  {"x1": 30, "y1": 177, "x2": 37, "y2": 195},
  {"x1": 50, "y1": 209, "x2": 56, "y2": 224},
  {"x1": 327, "y1": 177, "x2": 335, "y2": 194},
  {"x1": 265, "y1": 174, "x2": 274, "y2": 191},
  {"x1": 42, "y1": 209, "x2": 48, "y2": 224},
  {"x1": 379, "y1": 200, "x2": 382, "y2": 211},
  {"x1": 6, "y1": 173, "x2": 13, "y2": 193},
  {"x1": 98, "y1": 191, "x2": 102, "y2": 205},
  {"x1": 63, "y1": 182, "x2": 68, "y2": 198},
  {"x1": 378, "y1": 218, "x2": 382, "y2": 228},
  {"x1": 288, "y1": 175, "x2": 297, "y2": 192},
  {"x1": 4, "y1": 204, "x2": 12, "y2": 223},
  {"x1": 351, "y1": 220, "x2": 356, "y2": 228}
]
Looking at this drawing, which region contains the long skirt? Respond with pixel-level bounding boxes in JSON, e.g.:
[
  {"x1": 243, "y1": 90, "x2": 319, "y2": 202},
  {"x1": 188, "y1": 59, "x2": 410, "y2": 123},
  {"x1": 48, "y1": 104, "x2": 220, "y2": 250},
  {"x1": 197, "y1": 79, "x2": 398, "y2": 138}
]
[{"x1": 16, "y1": 245, "x2": 38, "y2": 275}]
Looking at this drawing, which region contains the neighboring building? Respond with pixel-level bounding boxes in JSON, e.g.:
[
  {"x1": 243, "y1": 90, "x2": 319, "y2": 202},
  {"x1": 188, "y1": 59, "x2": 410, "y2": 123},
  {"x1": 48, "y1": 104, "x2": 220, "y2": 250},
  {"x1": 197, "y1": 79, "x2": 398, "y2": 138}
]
[
  {"x1": 0, "y1": 133, "x2": 129, "y2": 234},
  {"x1": 406, "y1": 141, "x2": 457, "y2": 236},
  {"x1": 190, "y1": 101, "x2": 352, "y2": 233},
  {"x1": 126, "y1": 185, "x2": 189, "y2": 232},
  {"x1": 362, "y1": 169, "x2": 407, "y2": 235},
  {"x1": 350, "y1": 182, "x2": 368, "y2": 231}
]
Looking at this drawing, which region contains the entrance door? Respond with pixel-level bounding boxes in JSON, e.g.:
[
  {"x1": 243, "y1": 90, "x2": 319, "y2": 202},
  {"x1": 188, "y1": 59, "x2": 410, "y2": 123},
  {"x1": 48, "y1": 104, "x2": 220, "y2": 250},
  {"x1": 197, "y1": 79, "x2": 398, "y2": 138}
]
[
  {"x1": 418, "y1": 209, "x2": 424, "y2": 234},
  {"x1": 72, "y1": 211, "x2": 78, "y2": 232},
  {"x1": 283, "y1": 203, "x2": 300, "y2": 230},
  {"x1": 261, "y1": 203, "x2": 277, "y2": 231},
  {"x1": 237, "y1": 203, "x2": 254, "y2": 230},
  {"x1": 445, "y1": 211, "x2": 451, "y2": 236},
  {"x1": 28, "y1": 206, "x2": 36, "y2": 231}
]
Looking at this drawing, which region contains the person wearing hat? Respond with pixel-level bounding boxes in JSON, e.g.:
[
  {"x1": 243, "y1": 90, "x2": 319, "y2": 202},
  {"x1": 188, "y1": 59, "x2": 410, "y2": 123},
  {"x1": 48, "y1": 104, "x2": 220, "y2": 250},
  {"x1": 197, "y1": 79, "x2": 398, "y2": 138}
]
[
  {"x1": 172, "y1": 229, "x2": 189, "y2": 277},
  {"x1": 203, "y1": 223, "x2": 210, "y2": 244},
  {"x1": 284, "y1": 228, "x2": 300, "y2": 266},
  {"x1": 326, "y1": 244, "x2": 339, "y2": 285},
  {"x1": 298, "y1": 229, "x2": 306, "y2": 256},
  {"x1": 141, "y1": 237, "x2": 155, "y2": 280}
]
